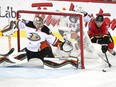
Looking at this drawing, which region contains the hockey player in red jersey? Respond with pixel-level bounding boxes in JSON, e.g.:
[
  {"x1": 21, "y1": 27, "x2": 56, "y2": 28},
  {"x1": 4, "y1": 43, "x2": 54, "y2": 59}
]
[
  {"x1": 87, "y1": 15, "x2": 116, "y2": 55},
  {"x1": 73, "y1": 6, "x2": 116, "y2": 56}
]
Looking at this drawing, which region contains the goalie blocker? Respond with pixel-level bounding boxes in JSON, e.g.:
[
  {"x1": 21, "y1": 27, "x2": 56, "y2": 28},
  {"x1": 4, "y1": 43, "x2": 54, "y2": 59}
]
[{"x1": 1, "y1": 21, "x2": 18, "y2": 36}]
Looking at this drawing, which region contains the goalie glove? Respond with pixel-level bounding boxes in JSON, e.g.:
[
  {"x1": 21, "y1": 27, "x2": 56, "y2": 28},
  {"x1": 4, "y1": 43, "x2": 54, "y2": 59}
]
[
  {"x1": 60, "y1": 39, "x2": 73, "y2": 52},
  {"x1": 101, "y1": 44, "x2": 108, "y2": 53},
  {"x1": 1, "y1": 21, "x2": 18, "y2": 36}
]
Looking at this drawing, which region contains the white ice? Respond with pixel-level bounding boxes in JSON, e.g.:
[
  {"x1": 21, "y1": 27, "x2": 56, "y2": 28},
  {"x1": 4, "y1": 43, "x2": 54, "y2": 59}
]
[{"x1": 0, "y1": 37, "x2": 116, "y2": 87}]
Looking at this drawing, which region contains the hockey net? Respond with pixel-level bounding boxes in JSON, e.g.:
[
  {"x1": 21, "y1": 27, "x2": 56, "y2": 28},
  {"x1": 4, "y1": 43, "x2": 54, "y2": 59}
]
[{"x1": 15, "y1": 10, "x2": 103, "y2": 69}]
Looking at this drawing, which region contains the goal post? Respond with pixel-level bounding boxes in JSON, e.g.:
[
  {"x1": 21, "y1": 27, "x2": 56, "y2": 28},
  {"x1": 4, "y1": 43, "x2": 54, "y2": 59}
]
[{"x1": 16, "y1": 10, "x2": 84, "y2": 69}]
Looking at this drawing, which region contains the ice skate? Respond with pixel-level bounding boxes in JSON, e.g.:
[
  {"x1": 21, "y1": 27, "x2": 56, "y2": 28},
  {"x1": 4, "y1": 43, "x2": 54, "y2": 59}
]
[{"x1": 109, "y1": 50, "x2": 116, "y2": 56}]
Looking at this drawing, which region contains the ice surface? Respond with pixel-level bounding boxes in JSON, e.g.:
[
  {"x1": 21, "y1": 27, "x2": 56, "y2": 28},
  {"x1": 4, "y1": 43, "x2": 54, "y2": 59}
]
[{"x1": 0, "y1": 37, "x2": 116, "y2": 87}]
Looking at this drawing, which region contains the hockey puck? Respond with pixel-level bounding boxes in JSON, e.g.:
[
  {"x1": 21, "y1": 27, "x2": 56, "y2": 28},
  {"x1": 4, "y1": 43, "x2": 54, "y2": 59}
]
[{"x1": 102, "y1": 69, "x2": 106, "y2": 72}]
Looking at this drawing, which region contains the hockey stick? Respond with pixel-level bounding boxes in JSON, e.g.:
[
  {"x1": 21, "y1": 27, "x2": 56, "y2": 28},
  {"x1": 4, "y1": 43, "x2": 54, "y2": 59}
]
[
  {"x1": 97, "y1": 54, "x2": 110, "y2": 66},
  {"x1": 104, "y1": 52, "x2": 112, "y2": 68},
  {"x1": 100, "y1": 52, "x2": 112, "y2": 72},
  {"x1": 0, "y1": 48, "x2": 14, "y2": 56}
]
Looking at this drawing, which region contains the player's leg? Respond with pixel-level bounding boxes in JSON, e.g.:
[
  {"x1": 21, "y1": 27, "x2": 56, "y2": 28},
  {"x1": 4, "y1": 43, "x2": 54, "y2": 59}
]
[
  {"x1": 25, "y1": 48, "x2": 41, "y2": 61},
  {"x1": 108, "y1": 42, "x2": 116, "y2": 56},
  {"x1": 40, "y1": 47, "x2": 55, "y2": 58},
  {"x1": 102, "y1": 32, "x2": 116, "y2": 55}
]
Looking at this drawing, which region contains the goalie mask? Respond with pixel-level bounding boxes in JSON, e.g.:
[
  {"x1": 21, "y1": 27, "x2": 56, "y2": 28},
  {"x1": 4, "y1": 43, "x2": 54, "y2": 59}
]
[{"x1": 33, "y1": 16, "x2": 44, "y2": 29}]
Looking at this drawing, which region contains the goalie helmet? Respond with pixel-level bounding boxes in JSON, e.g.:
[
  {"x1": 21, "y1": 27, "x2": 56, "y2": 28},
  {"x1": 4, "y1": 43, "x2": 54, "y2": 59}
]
[{"x1": 33, "y1": 16, "x2": 44, "y2": 29}]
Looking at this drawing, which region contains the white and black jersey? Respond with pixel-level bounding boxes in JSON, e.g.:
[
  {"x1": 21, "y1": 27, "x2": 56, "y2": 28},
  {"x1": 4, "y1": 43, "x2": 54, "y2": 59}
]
[{"x1": 18, "y1": 21, "x2": 59, "y2": 52}]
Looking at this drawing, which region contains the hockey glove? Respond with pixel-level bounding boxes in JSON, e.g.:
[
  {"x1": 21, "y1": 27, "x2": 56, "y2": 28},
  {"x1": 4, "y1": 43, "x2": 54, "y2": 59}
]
[
  {"x1": 90, "y1": 37, "x2": 97, "y2": 43},
  {"x1": 103, "y1": 35, "x2": 111, "y2": 44},
  {"x1": 97, "y1": 38, "x2": 103, "y2": 44},
  {"x1": 60, "y1": 40, "x2": 73, "y2": 52},
  {"x1": 101, "y1": 45, "x2": 108, "y2": 53}
]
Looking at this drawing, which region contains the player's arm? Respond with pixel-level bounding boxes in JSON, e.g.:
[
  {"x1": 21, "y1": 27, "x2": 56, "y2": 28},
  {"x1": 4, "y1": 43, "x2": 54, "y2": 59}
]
[
  {"x1": 87, "y1": 26, "x2": 96, "y2": 43},
  {"x1": 101, "y1": 24, "x2": 112, "y2": 44},
  {"x1": 74, "y1": 6, "x2": 94, "y2": 23}
]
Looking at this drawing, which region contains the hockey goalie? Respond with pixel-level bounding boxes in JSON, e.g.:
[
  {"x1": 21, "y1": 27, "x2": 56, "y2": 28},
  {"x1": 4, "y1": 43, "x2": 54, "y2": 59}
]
[{"x1": 0, "y1": 16, "x2": 78, "y2": 68}]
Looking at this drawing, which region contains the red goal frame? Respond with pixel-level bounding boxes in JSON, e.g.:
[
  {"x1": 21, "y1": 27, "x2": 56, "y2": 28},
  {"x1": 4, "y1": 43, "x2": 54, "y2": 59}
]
[{"x1": 16, "y1": 10, "x2": 84, "y2": 69}]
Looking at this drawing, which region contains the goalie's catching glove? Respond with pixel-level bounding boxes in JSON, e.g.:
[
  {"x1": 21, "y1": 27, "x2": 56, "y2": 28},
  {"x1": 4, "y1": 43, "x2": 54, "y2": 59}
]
[
  {"x1": 60, "y1": 39, "x2": 73, "y2": 52},
  {"x1": 101, "y1": 45, "x2": 108, "y2": 53}
]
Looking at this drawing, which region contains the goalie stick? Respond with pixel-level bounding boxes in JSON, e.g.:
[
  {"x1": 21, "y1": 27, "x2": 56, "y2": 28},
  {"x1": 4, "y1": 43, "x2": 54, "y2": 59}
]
[{"x1": 0, "y1": 48, "x2": 14, "y2": 56}]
